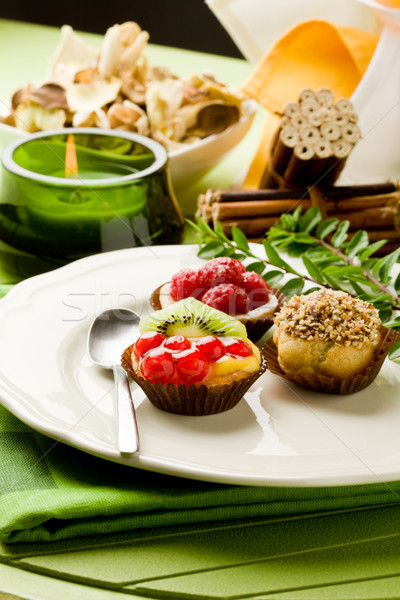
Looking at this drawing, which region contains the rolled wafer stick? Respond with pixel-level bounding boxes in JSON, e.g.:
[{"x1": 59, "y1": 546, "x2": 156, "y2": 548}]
[
  {"x1": 347, "y1": 112, "x2": 359, "y2": 124},
  {"x1": 317, "y1": 105, "x2": 336, "y2": 122},
  {"x1": 284, "y1": 142, "x2": 315, "y2": 184},
  {"x1": 305, "y1": 139, "x2": 333, "y2": 184},
  {"x1": 271, "y1": 125, "x2": 300, "y2": 172},
  {"x1": 341, "y1": 123, "x2": 362, "y2": 144},
  {"x1": 259, "y1": 170, "x2": 280, "y2": 189},
  {"x1": 299, "y1": 88, "x2": 317, "y2": 103},
  {"x1": 291, "y1": 114, "x2": 309, "y2": 128},
  {"x1": 269, "y1": 126, "x2": 281, "y2": 156},
  {"x1": 283, "y1": 102, "x2": 300, "y2": 117},
  {"x1": 260, "y1": 125, "x2": 300, "y2": 188},
  {"x1": 333, "y1": 140, "x2": 352, "y2": 158},
  {"x1": 279, "y1": 115, "x2": 291, "y2": 128},
  {"x1": 336, "y1": 98, "x2": 354, "y2": 113},
  {"x1": 314, "y1": 140, "x2": 333, "y2": 158},
  {"x1": 300, "y1": 99, "x2": 320, "y2": 117},
  {"x1": 331, "y1": 113, "x2": 349, "y2": 127},
  {"x1": 299, "y1": 125, "x2": 320, "y2": 143},
  {"x1": 308, "y1": 112, "x2": 323, "y2": 127},
  {"x1": 262, "y1": 88, "x2": 362, "y2": 189},
  {"x1": 319, "y1": 140, "x2": 352, "y2": 184},
  {"x1": 316, "y1": 87, "x2": 335, "y2": 105},
  {"x1": 320, "y1": 121, "x2": 342, "y2": 141}
]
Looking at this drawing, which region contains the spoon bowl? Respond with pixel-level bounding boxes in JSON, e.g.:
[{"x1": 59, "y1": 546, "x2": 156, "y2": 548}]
[{"x1": 87, "y1": 307, "x2": 140, "y2": 456}]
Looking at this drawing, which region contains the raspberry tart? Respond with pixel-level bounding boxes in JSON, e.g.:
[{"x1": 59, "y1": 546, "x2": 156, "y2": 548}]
[
  {"x1": 150, "y1": 257, "x2": 285, "y2": 342},
  {"x1": 121, "y1": 298, "x2": 268, "y2": 415}
]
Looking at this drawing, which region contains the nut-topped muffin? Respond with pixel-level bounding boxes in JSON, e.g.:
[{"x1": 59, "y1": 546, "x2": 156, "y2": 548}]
[
  {"x1": 266, "y1": 288, "x2": 398, "y2": 394},
  {"x1": 273, "y1": 289, "x2": 381, "y2": 378}
]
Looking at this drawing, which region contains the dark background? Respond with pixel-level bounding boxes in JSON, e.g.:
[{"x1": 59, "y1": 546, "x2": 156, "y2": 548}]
[{"x1": 0, "y1": 0, "x2": 244, "y2": 58}]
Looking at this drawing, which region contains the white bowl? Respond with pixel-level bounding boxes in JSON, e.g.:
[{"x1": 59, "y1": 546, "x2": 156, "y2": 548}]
[
  {"x1": 0, "y1": 98, "x2": 257, "y2": 192},
  {"x1": 168, "y1": 98, "x2": 257, "y2": 190}
]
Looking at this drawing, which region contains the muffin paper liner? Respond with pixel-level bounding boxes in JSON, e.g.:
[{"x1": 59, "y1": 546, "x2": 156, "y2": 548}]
[
  {"x1": 121, "y1": 345, "x2": 269, "y2": 416},
  {"x1": 149, "y1": 284, "x2": 286, "y2": 343},
  {"x1": 263, "y1": 326, "x2": 399, "y2": 395}
]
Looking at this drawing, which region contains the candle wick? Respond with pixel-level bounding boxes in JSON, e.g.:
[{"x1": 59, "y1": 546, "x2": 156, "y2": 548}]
[{"x1": 65, "y1": 133, "x2": 78, "y2": 177}]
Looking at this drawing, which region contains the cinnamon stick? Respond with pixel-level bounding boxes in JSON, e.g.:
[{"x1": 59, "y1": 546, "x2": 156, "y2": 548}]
[
  {"x1": 209, "y1": 193, "x2": 399, "y2": 222},
  {"x1": 197, "y1": 183, "x2": 399, "y2": 215},
  {"x1": 212, "y1": 198, "x2": 311, "y2": 220},
  {"x1": 345, "y1": 206, "x2": 398, "y2": 230},
  {"x1": 218, "y1": 207, "x2": 398, "y2": 238},
  {"x1": 219, "y1": 217, "x2": 283, "y2": 238}
]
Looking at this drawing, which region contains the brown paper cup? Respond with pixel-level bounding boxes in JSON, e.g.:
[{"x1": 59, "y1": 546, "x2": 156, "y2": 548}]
[
  {"x1": 121, "y1": 345, "x2": 268, "y2": 416},
  {"x1": 149, "y1": 283, "x2": 286, "y2": 343},
  {"x1": 263, "y1": 326, "x2": 400, "y2": 395}
]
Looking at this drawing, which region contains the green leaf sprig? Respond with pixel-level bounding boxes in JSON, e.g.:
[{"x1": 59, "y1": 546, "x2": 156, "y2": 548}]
[{"x1": 187, "y1": 206, "x2": 400, "y2": 358}]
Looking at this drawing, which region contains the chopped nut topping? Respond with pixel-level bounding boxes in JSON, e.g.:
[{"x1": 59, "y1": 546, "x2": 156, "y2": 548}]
[{"x1": 274, "y1": 289, "x2": 381, "y2": 347}]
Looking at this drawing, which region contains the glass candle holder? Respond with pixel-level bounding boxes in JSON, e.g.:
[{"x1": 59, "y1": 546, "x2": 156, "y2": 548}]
[{"x1": 0, "y1": 128, "x2": 184, "y2": 260}]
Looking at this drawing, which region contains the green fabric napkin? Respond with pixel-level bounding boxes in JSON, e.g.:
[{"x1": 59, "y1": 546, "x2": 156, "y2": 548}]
[
  {"x1": 1, "y1": 402, "x2": 400, "y2": 545},
  {"x1": 0, "y1": 243, "x2": 399, "y2": 546}
]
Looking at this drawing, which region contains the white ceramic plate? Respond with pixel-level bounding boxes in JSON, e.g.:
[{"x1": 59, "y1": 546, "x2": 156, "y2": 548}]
[
  {"x1": 0, "y1": 244, "x2": 400, "y2": 487},
  {"x1": 0, "y1": 99, "x2": 257, "y2": 192}
]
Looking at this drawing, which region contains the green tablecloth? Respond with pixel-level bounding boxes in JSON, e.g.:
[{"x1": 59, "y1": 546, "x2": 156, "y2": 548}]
[
  {"x1": 2, "y1": 400, "x2": 400, "y2": 545},
  {"x1": 1, "y1": 18, "x2": 400, "y2": 600}
]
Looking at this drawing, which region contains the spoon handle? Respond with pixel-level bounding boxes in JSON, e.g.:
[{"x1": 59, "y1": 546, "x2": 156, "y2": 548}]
[{"x1": 113, "y1": 365, "x2": 140, "y2": 456}]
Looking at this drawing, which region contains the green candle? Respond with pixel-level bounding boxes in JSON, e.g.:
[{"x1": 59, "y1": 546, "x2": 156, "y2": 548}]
[{"x1": 0, "y1": 129, "x2": 183, "y2": 260}]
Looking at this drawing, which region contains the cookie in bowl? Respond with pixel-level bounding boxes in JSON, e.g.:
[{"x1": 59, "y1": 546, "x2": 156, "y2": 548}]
[
  {"x1": 265, "y1": 288, "x2": 399, "y2": 395},
  {"x1": 150, "y1": 257, "x2": 285, "y2": 342},
  {"x1": 121, "y1": 297, "x2": 268, "y2": 415}
]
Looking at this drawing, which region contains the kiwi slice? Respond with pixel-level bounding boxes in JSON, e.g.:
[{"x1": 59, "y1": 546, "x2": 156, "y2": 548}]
[{"x1": 140, "y1": 298, "x2": 247, "y2": 339}]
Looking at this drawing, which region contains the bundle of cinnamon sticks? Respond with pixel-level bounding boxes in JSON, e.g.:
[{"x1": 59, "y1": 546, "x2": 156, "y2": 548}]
[
  {"x1": 261, "y1": 88, "x2": 361, "y2": 188},
  {"x1": 196, "y1": 183, "x2": 400, "y2": 255}
]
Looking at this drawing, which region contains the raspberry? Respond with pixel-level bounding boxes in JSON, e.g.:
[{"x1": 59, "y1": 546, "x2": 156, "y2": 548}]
[
  {"x1": 202, "y1": 283, "x2": 249, "y2": 316},
  {"x1": 195, "y1": 335, "x2": 226, "y2": 362},
  {"x1": 140, "y1": 348, "x2": 175, "y2": 384},
  {"x1": 199, "y1": 257, "x2": 245, "y2": 290},
  {"x1": 175, "y1": 348, "x2": 209, "y2": 385},
  {"x1": 241, "y1": 272, "x2": 271, "y2": 309},
  {"x1": 133, "y1": 332, "x2": 166, "y2": 359},
  {"x1": 170, "y1": 268, "x2": 203, "y2": 301},
  {"x1": 224, "y1": 339, "x2": 252, "y2": 357}
]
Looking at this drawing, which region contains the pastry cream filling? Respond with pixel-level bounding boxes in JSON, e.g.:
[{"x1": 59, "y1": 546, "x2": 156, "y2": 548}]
[{"x1": 158, "y1": 282, "x2": 278, "y2": 320}]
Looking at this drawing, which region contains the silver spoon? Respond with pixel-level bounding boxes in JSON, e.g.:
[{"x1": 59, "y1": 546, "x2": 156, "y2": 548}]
[{"x1": 87, "y1": 308, "x2": 140, "y2": 456}]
